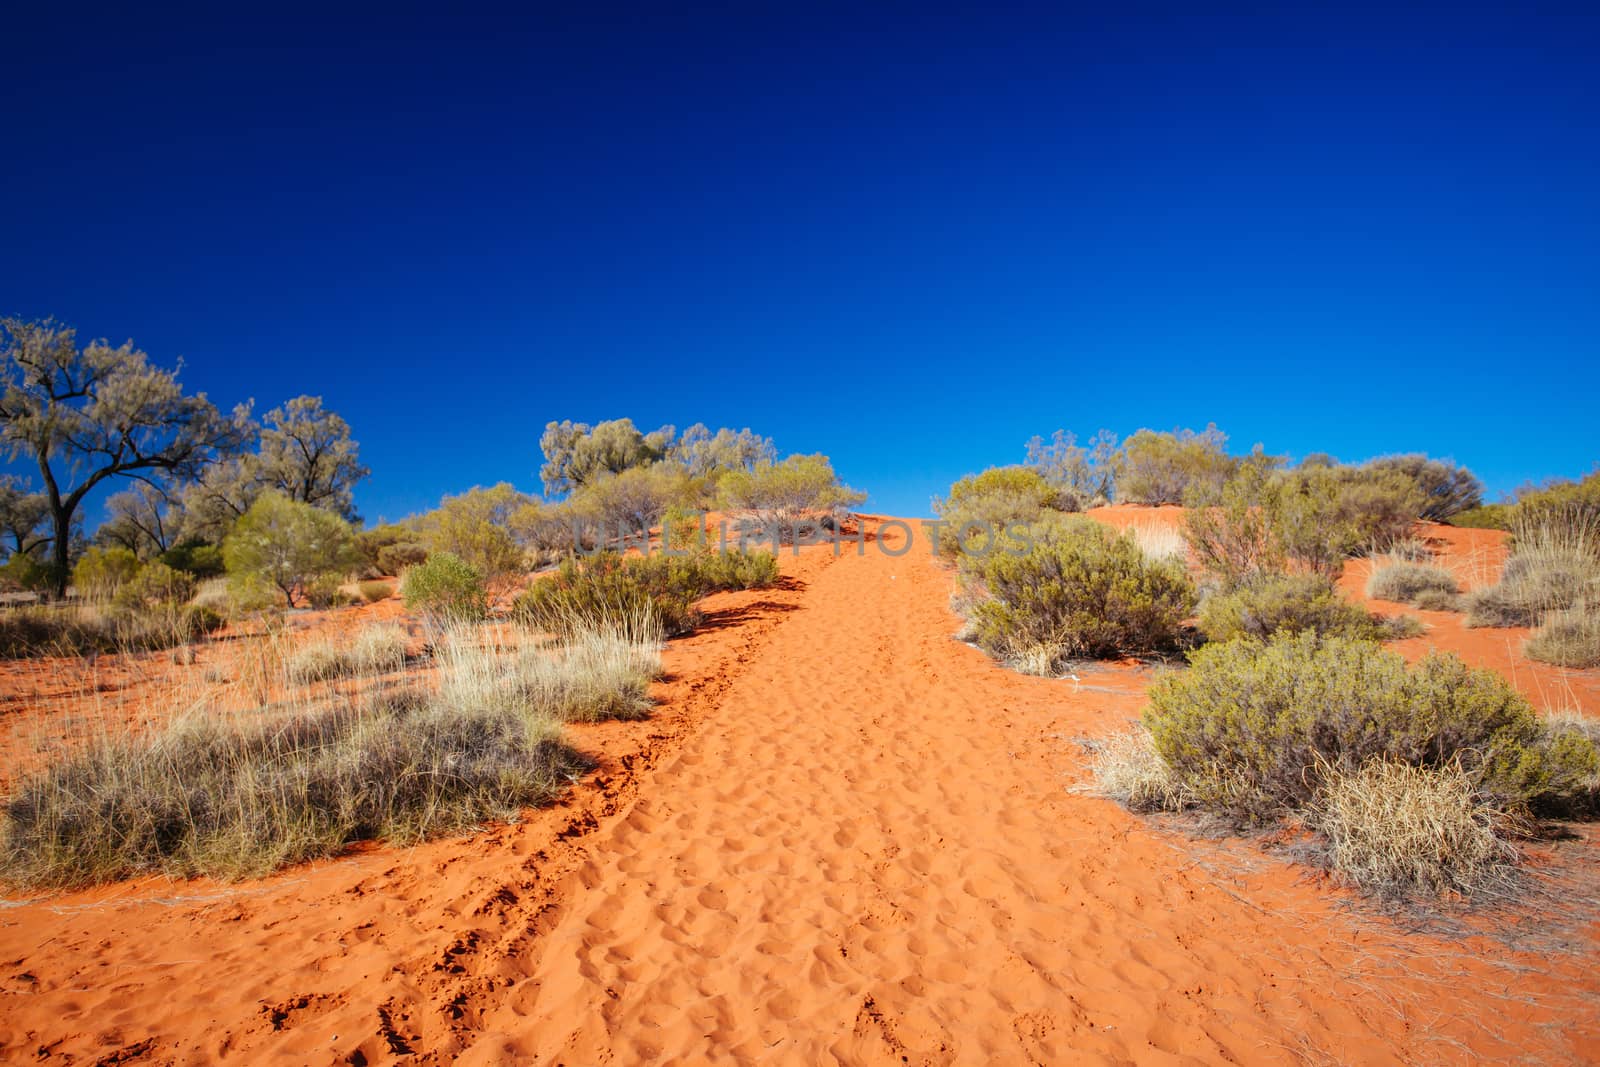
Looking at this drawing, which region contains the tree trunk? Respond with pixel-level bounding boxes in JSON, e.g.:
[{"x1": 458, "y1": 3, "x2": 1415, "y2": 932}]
[{"x1": 49, "y1": 504, "x2": 72, "y2": 599}]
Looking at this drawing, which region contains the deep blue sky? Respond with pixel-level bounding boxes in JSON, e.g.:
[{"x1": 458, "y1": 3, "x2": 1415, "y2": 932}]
[{"x1": 4, "y1": 4, "x2": 1597, "y2": 523}]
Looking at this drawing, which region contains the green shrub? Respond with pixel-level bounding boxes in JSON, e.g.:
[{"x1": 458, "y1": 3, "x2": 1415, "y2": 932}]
[
  {"x1": 961, "y1": 520, "x2": 1195, "y2": 670},
  {"x1": 1509, "y1": 469, "x2": 1600, "y2": 531},
  {"x1": 159, "y1": 541, "x2": 226, "y2": 579},
  {"x1": 112, "y1": 561, "x2": 196, "y2": 612},
  {"x1": 1113, "y1": 425, "x2": 1238, "y2": 505},
  {"x1": 1525, "y1": 611, "x2": 1600, "y2": 669},
  {"x1": 1144, "y1": 631, "x2": 1600, "y2": 824},
  {"x1": 718, "y1": 454, "x2": 866, "y2": 540},
  {"x1": 1449, "y1": 504, "x2": 1511, "y2": 530},
  {"x1": 376, "y1": 542, "x2": 429, "y2": 574},
  {"x1": 72, "y1": 546, "x2": 141, "y2": 601},
  {"x1": 1365, "y1": 454, "x2": 1483, "y2": 521},
  {"x1": 1198, "y1": 573, "x2": 1393, "y2": 643},
  {"x1": 516, "y1": 550, "x2": 779, "y2": 637},
  {"x1": 933, "y1": 466, "x2": 1076, "y2": 560},
  {"x1": 0, "y1": 553, "x2": 50, "y2": 594},
  {"x1": 1366, "y1": 562, "x2": 1460, "y2": 604},
  {"x1": 401, "y1": 552, "x2": 488, "y2": 623},
  {"x1": 222, "y1": 493, "x2": 360, "y2": 608},
  {"x1": 181, "y1": 604, "x2": 226, "y2": 639}
]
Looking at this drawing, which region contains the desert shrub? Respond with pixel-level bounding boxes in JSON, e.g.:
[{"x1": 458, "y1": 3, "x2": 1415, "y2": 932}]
[
  {"x1": 1312, "y1": 760, "x2": 1517, "y2": 897},
  {"x1": 1088, "y1": 726, "x2": 1189, "y2": 812},
  {"x1": 960, "y1": 520, "x2": 1194, "y2": 670},
  {"x1": 569, "y1": 463, "x2": 692, "y2": 540},
  {"x1": 1525, "y1": 611, "x2": 1600, "y2": 669},
  {"x1": 691, "y1": 547, "x2": 781, "y2": 590},
  {"x1": 72, "y1": 546, "x2": 141, "y2": 601},
  {"x1": 352, "y1": 524, "x2": 413, "y2": 573},
  {"x1": 1198, "y1": 573, "x2": 1393, "y2": 644},
  {"x1": 1509, "y1": 469, "x2": 1600, "y2": 531},
  {"x1": 221, "y1": 573, "x2": 286, "y2": 617},
  {"x1": 436, "y1": 622, "x2": 662, "y2": 724},
  {"x1": 181, "y1": 604, "x2": 226, "y2": 639},
  {"x1": 159, "y1": 541, "x2": 226, "y2": 579},
  {"x1": 718, "y1": 454, "x2": 866, "y2": 541},
  {"x1": 112, "y1": 561, "x2": 196, "y2": 613},
  {"x1": 1366, "y1": 455, "x2": 1483, "y2": 521},
  {"x1": 287, "y1": 623, "x2": 409, "y2": 683},
  {"x1": 1113, "y1": 425, "x2": 1238, "y2": 505},
  {"x1": 0, "y1": 553, "x2": 50, "y2": 594},
  {"x1": 1366, "y1": 562, "x2": 1460, "y2": 604},
  {"x1": 932, "y1": 466, "x2": 1077, "y2": 560},
  {"x1": 401, "y1": 552, "x2": 488, "y2": 623},
  {"x1": 539, "y1": 417, "x2": 675, "y2": 494},
  {"x1": 1144, "y1": 631, "x2": 1600, "y2": 825},
  {"x1": 1331, "y1": 466, "x2": 1428, "y2": 553},
  {"x1": 1384, "y1": 538, "x2": 1433, "y2": 563},
  {"x1": 0, "y1": 686, "x2": 588, "y2": 887},
  {"x1": 357, "y1": 580, "x2": 394, "y2": 603},
  {"x1": 303, "y1": 573, "x2": 355, "y2": 610},
  {"x1": 416, "y1": 483, "x2": 529, "y2": 589},
  {"x1": 223, "y1": 492, "x2": 360, "y2": 608},
  {"x1": 376, "y1": 542, "x2": 429, "y2": 574},
  {"x1": 517, "y1": 550, "x2": 778, "y2": 637},
  {"x1": 1449, "y1": 504, "x2": 1511, "y2": 530},
  {"x1": 1024, "y1": 428, "x2": 1117, "y2": 505}
]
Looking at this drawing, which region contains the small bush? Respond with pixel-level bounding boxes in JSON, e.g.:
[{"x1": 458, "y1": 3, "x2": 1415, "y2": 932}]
[
  {"x1": 1449, "y1": 504, "x2": 1511, "y2": 530},
  {"x1": 1366, "y1": 562, "x2": 1460, "y2": 604},
  {"x1": 517, "y1": 550, "x2": 779, "y2": 638},
  {"x1": 1413, "y1": 589, "x2": 1464, "y2": 612},
  {"x1": 181, "y1": 604, "x2": 227, "y2": 639},
  {"x1": 718, "y1": 453, "x2": 866, "y2": 541},
  {"x1": 1198, "y1": 573, "x2": 1391, "y2": 644},
  {"x1": 401, "y1": 552, "x2": 489, "y2": 623},
  {"x1": 1466, "y1": 549, "x2": 1599, "y2": 628},
  {"x1": 1313, "y1": 760, "x2": 1518, "y2": 897},
  {"x1": 1144, "y1": 631, "x2": 1600, "y2": 825},
  {"x1": 223, "y1": 493, "x2": 361, "y2": 607},
  {"x1": 377, "y1": 542, "x2": 429, "y2": 575},
  {"x1": 72, "y1": 546, "x2": 141, "y2": 601},
  {"x1": 159, "y1": 541, "x2": 226, "y2": 579},
  {"x1": 1525, "y1": 611, "x2": 1600, "y2": 669},
  {"x1": 1113, "y1": 425, "x2": 1237, "y2": 505},
  {"x1": 357, "y1": 580, "x2": 395, "y2": 603},
  {"x1": 112, "y1": 561, "x2": 196, "y2": 612},
  {"x1": 961, "y1": 520, "x2": 1195, "y2": 670}
]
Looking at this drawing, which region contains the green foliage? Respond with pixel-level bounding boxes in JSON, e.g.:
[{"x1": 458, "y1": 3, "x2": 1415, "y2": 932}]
[
  {"x1": 112, "y1": 561, "x2": 196, "y2": 613},
  {"x1": 933, "y1": 466, "x2": 1077, "y2": 560},
  {"x1": 571, "y1": 463, "x2": 692, "y2": 537},
  {"x1": 1144, "y1": 631, "x2": 1600, "y2": 824},
  {"x1": 1198, "y1": 573, "x2": 1393, "y2": 644},
  {"x1": 1509, "y1": 469, "x2": 1600, "y2": 531},
  {"x1": 1366, "y1": 562, "x2": 1460, "y2": 604},
  {"x1": 0, "y1": 553, "x2": 50, "y2": 593},
  {"x1": 159, "y1": 541, "x2": 226, "y2": 579},
  {"x1": 400, "y1": 552, "x2": 488, "y2": 623},
  {"x1": 377, "y1": 542, "x2": 429, "y2": 574},
  {"x1": 416, "y1": 483, "x2": 530, "y2": 587},
  {"x1": 718, "y1": 453, "x2": 866, "y2": 535},
  {"x1": 72, "y1": 546, "x2": 142, "y2": 601},
  {"x1": 670, "y1": 424, "x2": 776, "y2": 480},
  {"x1": 1448, "y1": 504, "x2": 1511, "y2": 530},
  {"x1": 960, "y1": 519, "x2": 1195, "y2": 669},
  {"x1": 1113, "y1": 424, "x2": 1238, "y2": 505},
  {"x1": 517, "y1": 550, "x2": 779, "y2": 637},
  {"x1": 222, "y1": 492, "x2": 359, "y2": 608},
  {"x1": 1365, "y1": 454, "x2": 1483, "y2": 521},
  {"x1": 540, "y1": 417, "x2": 675, "y2": 495}
]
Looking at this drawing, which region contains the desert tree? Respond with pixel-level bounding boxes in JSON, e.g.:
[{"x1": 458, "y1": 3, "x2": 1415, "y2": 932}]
[
  {"x1": 255, "y1": 395, "x2": 369, "y2": 521},
  {"x1": 222, "y1": 491, "x2": 359, "y2": 607},
  {"x1": 671, "y1": 424, "x2": 777, "y2": 478},
  {"x1": 96, "y1": 480, "x2": 182, "y2": 556},
  {"x1": 0, "y1": 475, "x2": 50, "y2": 558},
  {"x1": 0, "y1": 317, "x2": 250, "y2": 595},
  {"x1": 1024, "y1": 429, "x2": 1118, "y2": 505},
  {"x1": 540, "y1": 418, "x2": 675, "y2": 495}
]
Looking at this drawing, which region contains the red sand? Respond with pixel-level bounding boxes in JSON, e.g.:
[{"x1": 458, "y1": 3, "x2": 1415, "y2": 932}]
[{"x1": 0, "y1": 513, "x2": 1596, "y2": 1064}]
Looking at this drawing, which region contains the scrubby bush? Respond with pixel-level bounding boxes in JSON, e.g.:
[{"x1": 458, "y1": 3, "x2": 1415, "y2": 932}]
[
  {"x1": 0, "y1": 553, "x2": 50, "y2": 594},
  {"x1": 1025, "y1": 428, "x2": 1117, "y2": 505},
  {"x1": 111, "y1": 561, "x2": 195, "y2": 612},
  {"x1": 1366, "y1": 562, "x2": 1460, "y2": 605},
  {"x1": 516, "y1": 550, "x2": 779, "y2": 637},
  {"x1": 159, "y1": 541, "x2": 226, "y2": 579},
  {"x1": 376, "y1": 542, "x2": 429, "y2": 574},
  {"x1": 1449, "y1": 504, "x2": 1511, "y2": 530},
  {"x1": 932, "y1": 466, "x2": 1076, "y2": 560},
  {"x1": 1113, "y1": 425, "x2": 1238, "y2": 505},
  {"x1": 357, "y1": 580, "x2": 394, "y2": 603},
  {"x1": 1313, "y1": 760, "x2": 1517, "y2": 897},
  {"x1": 352, "y1": 524, "x2": 413, "y2": 575},
  {"x1": 960, "y1": 519, "x2": 1194, "y2": 671},
  {"x1": 718, "y1": 454, "x2": 866, "y2": 540},
  {"x1": 1198, "y1": 573, "x2": 1396, "y2": 643},
  {"x1": 1412, "y1": 588, "x2": 1464, "y2": 612},
  {"x1": 1144, "y1": 631, "x2": 1599, "y2": 825},
  {"x1": 72, "y1": 546, "x2": 141, "y2": 601},
  {"x1": 416, "y1": 483, "x2": 529, "y2": 589},
  {"x1": 1466, "y1": 544, "x2": 1600, "y2": 628},
  {"x1": 570, "y1": 463, "x2": 691, "y2": 539},
  {"x1": 1509, "y1": 469, "x2": 1600, "y2": 531},
  {"x1": 1366, "y1": 454, "x2": 1483, "y2": 521},
  {"x1": 1526, "y1": 611, "x2": 1600, "y2": 669},
  {"x1": 222, "y1": 492, "x2": 360, "y2": 608},
  {"x1": 401, "y1": 552, "x2": 488, "y2": 623}
]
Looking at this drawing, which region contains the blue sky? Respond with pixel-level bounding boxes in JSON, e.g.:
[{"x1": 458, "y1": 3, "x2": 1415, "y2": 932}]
[{"x1": 3, "y1": 4, "x2": 1597, "y2": 523}]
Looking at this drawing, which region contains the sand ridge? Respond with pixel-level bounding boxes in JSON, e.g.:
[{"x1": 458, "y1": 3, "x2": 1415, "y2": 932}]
[{"x1": 0, "y1": 516, "x2": 1596, "y2": 1064}]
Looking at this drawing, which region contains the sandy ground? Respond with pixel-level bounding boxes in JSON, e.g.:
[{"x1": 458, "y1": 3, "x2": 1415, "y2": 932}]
[{"x1": 0, "y1": 513, "x2": 1596, "y2": 1064}]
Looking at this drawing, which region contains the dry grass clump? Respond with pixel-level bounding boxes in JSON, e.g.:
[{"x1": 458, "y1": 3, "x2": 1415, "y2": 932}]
[
  {"x1": 1466, "y1": 507, "x2": 1600, "y2": 628},
  {"x1": 0, "y1": 603, "x2": 222, "y2": 659},
  {"x1": 1087, "y1": 726, "x2": 1189, "y2": 812},
  {"x1": 1525, "y1": 610, "x2": 1600, "y2": 669},
  {"x1": 435, "y1": 617, "x2": 663, "y2": 723},
  {"x1": 357, "y1": 580, "x2": 395, "y2": 603},
  {"x1": 1313, "y1": 760, "x2": 1520, "y2": 897},
  {"x1": 1127, "y1": 521, "x2": 1188, "y2": 565},
  {"x1": 286, "y1": 623, "x2": 410, "y2": 683},
  {"x1": 0, "y1": 690, "x2": 589, "y2": 887},
  {"x1": 1366, "y1": 561, "x2": 1460, "y2": 605}
]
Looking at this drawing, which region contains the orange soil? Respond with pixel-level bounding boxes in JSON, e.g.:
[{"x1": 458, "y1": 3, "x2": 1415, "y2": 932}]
[{"x1": 0, "y1": 514, "x2": 1596, "y2": 1064}]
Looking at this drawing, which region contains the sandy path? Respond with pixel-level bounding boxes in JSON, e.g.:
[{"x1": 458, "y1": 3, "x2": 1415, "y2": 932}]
[{"x1": 2, "y1": 518, "x2": 1597, "y2": 1064}]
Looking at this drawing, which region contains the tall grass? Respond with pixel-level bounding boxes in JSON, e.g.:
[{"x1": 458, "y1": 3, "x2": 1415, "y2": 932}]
[
  {"x1": 0, "y1": 615, "x2": 662, "y2": 888},
  {"x1": 1467, "y1": 504, "x2": 1600, "y2": 629},
  {"x1": 0, "y1": 602, "x2": 223, "y2": 659}
]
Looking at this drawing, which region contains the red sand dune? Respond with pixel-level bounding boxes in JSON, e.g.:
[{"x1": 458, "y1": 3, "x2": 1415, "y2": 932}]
[{"x1": 0, "y1": 514, "x2": 1596, "y2": 1064}]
